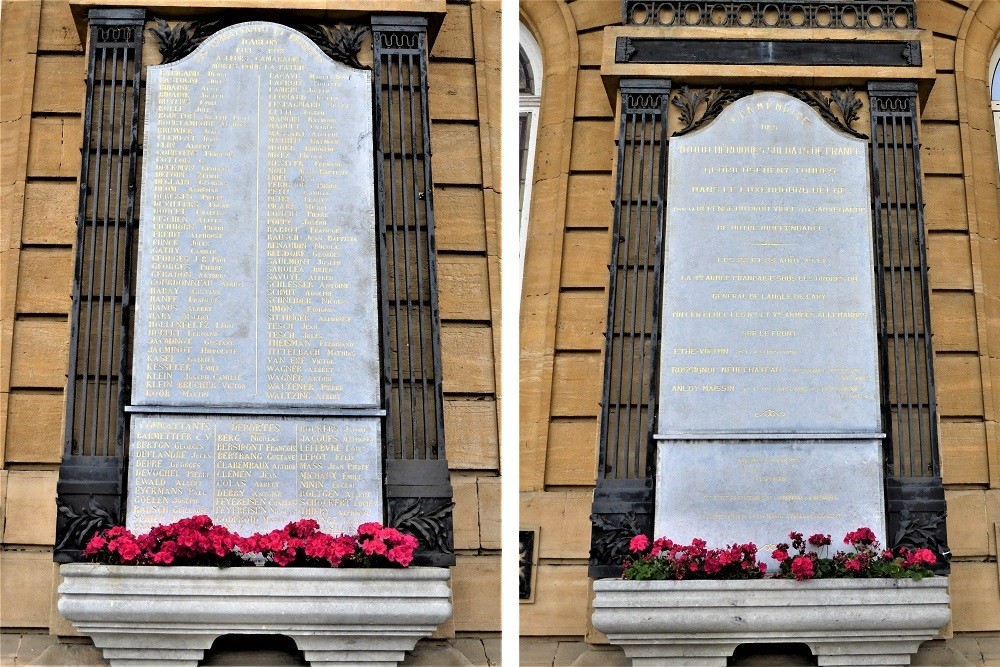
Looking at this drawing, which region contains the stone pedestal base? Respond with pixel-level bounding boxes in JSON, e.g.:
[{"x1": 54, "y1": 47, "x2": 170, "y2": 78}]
[
  {"x1": 58, "y1": 564, "x2": 452, "y2": 667},
  {"x1": 592, "y1": 578, "x2": 950, "y2": 667}
]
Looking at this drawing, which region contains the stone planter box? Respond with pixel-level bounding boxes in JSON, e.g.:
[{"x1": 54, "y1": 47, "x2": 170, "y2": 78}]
[
  {"x1": 58, "y1": 563, "x2": 452, "y2": 666},
  {"x1": 592, "y1": 577, "x2": 950, "y2": 666}
]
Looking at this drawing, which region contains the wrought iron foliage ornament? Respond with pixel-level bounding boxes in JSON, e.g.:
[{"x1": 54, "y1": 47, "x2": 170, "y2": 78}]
[
  {"x1": 298, "y1": 24, "x2": 368, "y2": 69},
  {"x1": 388, "y1": 497, "x2": 456, "y2": 555},
  {"x1": 149, "y1": 17, "x2": 225, "y2": 64},
  {"x1": 150, "y1": 17, "x2": 368, "y2": 69},
  {"x1": 892, "y1": 508, "x2": 950, "y2": 567},
  {"x1": 671, "y1": 86, "x2": 750, "y2": 136},
  {"x1": 589, "y1": 510, "x2": 650, "y2": 569},
  {"x1": 55, "y1": 497, "x2": 117, "y2": 552},
  {"x1": 788, "y1": 88, "x2": 867, "y2": 138}
]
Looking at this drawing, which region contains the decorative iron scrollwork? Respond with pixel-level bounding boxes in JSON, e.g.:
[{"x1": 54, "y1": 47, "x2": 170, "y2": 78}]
[
  {"x1": 149, "y1": 17, "x2": 225, "y2": 64},
  {"x1": 150, "y1": 17, "x2": 368, "y2": 69},
  {"x1": 55, "y1": 497, "x2": 117, "y2": 552},
  {"x1": 671, "y1": 86, "x2": 750, "y2": 136},
  {"x1": 388, "y1": 497, "x2": 456, "y2": 555},
  {"x1": 298, "y1": 24, "x2": 369, "y2": 70},
  {"x1": 589, "y1": 510, "x2": 650, "y2": 570},
  {"x1": 788, "y1": 88, "x2": 867, "y2": 138}
]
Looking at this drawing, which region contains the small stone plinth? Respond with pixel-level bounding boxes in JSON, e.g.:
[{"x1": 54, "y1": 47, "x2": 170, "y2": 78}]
[
  {"x1": 58, "y1": 564, "x2": 452, "y2": 667},
  {"x1": 592, "y1": 577, "x2": 950, "y2": 667}
]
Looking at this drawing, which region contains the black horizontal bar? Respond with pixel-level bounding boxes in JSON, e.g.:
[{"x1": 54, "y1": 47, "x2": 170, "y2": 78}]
[{"x1": 619, "y1": 37, "x2": 920, "y2": 67}]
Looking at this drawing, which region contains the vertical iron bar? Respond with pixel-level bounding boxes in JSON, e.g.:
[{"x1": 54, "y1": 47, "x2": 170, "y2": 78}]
[
  {"x1": 615, "y1": 113, "x2": 637, "y2": 478},
  {"x1": 889, "y1": 112, "x2": 914, "y2": 476},
  {"x1": 624, "y1": 112, "x2": 648, "y2": 478},
  {"x1": 407, "y1": 51, "x2": 430, "y2": 458},
  {"x1": 635, "y1": 111, "x2": 657, "y2": 478},
  {"x1": 385, "y1": 55, "x2": 405, "y2": 458},
  {"x1": 396, "y1": 52, "x2": 418, "y2": 460},
  {"x1": 80, "y1": 47, "x2": 110, "y2": 455},
  {"x1": 880, "y1": 112, "x2": 904, "y2": 475}
]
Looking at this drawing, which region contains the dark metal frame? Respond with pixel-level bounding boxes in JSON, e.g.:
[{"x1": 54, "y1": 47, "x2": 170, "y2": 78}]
[
  {"x1": 589, "y1": 80, "x2": 671, "y2": 578},
  {"x1": 372, "y1": 15, "x2": 455, "y2": 566},
  {"x1": 56, "y1": 10, "x2": 454, "y2": 565},
  {"x1": 55, "y1": 8, "x2": 146, "y2": 562},
  {"x1": 868, "y1": 81, "x2": 948, "y2": 567}
]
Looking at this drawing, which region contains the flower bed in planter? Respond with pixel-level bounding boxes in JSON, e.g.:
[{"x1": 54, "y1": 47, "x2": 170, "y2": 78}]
[
  {"x1": 594, "y1": 529, "x2": 950, "y2": 666},
  {"x1": 58, "y1": 564, "x2": 452, "y2": 667},
  {"x1": 592, "y1": 577, "x2": 949, "y2": 667}
]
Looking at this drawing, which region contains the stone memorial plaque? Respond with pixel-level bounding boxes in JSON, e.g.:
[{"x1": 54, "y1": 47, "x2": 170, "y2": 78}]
[
  {"x1": 127, "y1": 414, "x2": 382, "y2": 535},
  {"x1": 656, "y1": 92, "x2": 880, "y2": 436},
  {"x1": 132, "y1": 22, "x2": 378, "y2": 409},
  {"x1": 654, "y1": 440, "x2": 885, "y2": 568}
]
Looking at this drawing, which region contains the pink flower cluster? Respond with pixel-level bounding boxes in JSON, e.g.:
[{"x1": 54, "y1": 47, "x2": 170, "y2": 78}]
[
  {"x1": 82, "y1": 516, "x2": 419, "y2": 569},
  {"x1": 771, "y1": 527, "x2": 937, "y2": 581},
  {"x1": 625, "y1": 534, "x2": 766, "y2": 581}
]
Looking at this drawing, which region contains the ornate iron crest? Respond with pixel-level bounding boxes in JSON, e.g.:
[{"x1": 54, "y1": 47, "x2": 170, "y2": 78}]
[
  {"x1": 388, "y1": 497, "x2": 456, "y2": 555},
  {"x1": 892, "y1": 508, "x2": 950, "y2": 566},
  {"x1": 149, "y1": 17, "x2": 369, "y2": 69},
  {"x1": 671, "y1": 86, "x2": 751, "y2": 136},
  {"x1": 788, "y1": 88, "x2": 867, "y2": 138}
]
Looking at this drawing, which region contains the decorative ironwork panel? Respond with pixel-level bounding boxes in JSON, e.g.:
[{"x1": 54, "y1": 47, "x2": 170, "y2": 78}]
[
  {"x1": 55, "y1": 8, "x2": 146, "y2": 562},
  {"x1": 623, "y1": 1, "x2": 916, "y2": 30},
  {"x1": 589, "y1": 80, "x2": 670, "y2": 578},
  {"x1": 868, "y1": 81, "x2": 948, "y2": 569},
  {"x1": 519, "y1": 530, "x2": 535, "y2": 600},
  {"x1": 373, "y1": 16, "x2": 454, "y2": 566}
]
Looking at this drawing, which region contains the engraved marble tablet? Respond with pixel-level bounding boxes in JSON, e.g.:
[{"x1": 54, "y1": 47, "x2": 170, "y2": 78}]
[
  {"x1": 656, "y1": 92, "x2": 880, "y2": 436},
  {"x1": 132, "y1": 22, "x2": 378, "y2": 409},
  {"x1": 654, "y1": 440, "x2": 886, "y2": 569},
  {"x1": 127, "y1": 414, "x2": 382, "y2": 536}
]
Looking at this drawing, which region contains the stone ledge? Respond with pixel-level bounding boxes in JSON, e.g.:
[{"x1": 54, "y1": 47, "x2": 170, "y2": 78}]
[
  {"x1": 592, "y1": 577, "x2": 951, "y2": 667},
  {"x1": 58, "y1": 564, "x2": 452, "y2": 667}
]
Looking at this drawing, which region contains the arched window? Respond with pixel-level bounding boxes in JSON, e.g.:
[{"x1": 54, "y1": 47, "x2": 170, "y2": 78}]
[
  {"x1": 991, "y1": 45, "x2": 1000, "y2": 174},
  {"x1": 519, "y1": 23, "x2": 542, "y2": 267}
]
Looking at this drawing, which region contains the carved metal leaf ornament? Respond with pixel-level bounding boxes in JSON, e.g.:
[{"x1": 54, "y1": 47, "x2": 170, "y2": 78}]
[
  {"x1": 788, "y1": 88, "x2": 867, "y2": 139},
  {"x1": 589, "y1": 510, "x2": 648, "y2": 567},
  {"x1": 55, "y1": 497, "x2": 116, "y2": 552},
  {"x1": 298, "y1": 23, "x2": 369, "y2": 69},
  {"x1": 893, "y1": 509, "x2": 950, "y2": 563},
  {"x1": 672, "y1": 86, "x2": 751, "y2": 136},
  {"x1": 388, "y1": 498, "x2": 455, "y2": 554},
  {"x1": 150, "y1": 17, "x2": 225, "y2": 64}
]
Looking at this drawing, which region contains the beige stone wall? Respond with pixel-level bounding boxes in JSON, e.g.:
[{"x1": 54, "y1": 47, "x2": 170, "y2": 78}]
[
  {"x1": 520, "y1": 0, "x2": 1000, "y2": 637},
  {"x1": 0, "y1": 0, "x2": 501, "y2": 637}
]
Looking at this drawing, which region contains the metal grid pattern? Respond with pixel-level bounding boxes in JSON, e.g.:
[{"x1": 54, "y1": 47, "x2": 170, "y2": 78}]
[
  {"x1": 55, "y1": 8, "x2": 146, "y2": 562},
  {"x1": 63, "y1": 15, "x2": 144, "y2": 460},
  {"x1": 372, "y1": 21, "x2": 447, "y2": 463},
  {"x1": 598, "y1": 87, "x2": 669, "y2": 482},
  {"x1": 868, "y1": 83, "x2": 938, "y2": 480},
  {"x1": 623, "y1": 1, "x2": 916, "y2": 29}
]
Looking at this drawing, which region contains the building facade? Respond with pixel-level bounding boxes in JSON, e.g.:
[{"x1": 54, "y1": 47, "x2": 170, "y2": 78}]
[
  {"x1": 520, "y1": 0, "x2": 999, "y2": 662},
  {"x1": 1, "y1": 1, "x2": 501, "y2": 664}
]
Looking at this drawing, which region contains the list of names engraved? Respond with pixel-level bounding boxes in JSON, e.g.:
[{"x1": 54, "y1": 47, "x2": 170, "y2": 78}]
[
  {"x1": 132, "y1": 22, "x2": 378, "y2": 408},
  {"x1": 127, "y1": 415, "x2": 382, "y2": 535},
  {"x1": 656, "y1": 92, "x2": 880, "y2": 435}
]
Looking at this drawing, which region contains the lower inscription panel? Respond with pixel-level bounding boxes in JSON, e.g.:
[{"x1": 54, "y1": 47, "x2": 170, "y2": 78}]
[
  {"x1": 654, "y1": 440, "x2": 885, "y2": 569},
  {"x1": 127, "y1": 414, "x2": 381, "y2": 536}
]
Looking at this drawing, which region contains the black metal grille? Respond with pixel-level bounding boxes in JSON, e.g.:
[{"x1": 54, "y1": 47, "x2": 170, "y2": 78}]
[
  {"x1": 373, "y1": 24, "x2": 445, "y2": 463},
  {"x1": 868, "y1": 81, "x2": 948, "y2": 566},
  {"x1": 599, "y1": 87, "x2": 669, "y2": 482},
  {"x1": 623, "y1": 0, "x2": 916, "y2": 29},
  {"x1": 372, "y1": 16, "x2": 454, "y2": 566},
  {"x1": 55, "y1": 8, "x2": 146, "y2": 561},
  {"x1": 589, "y1": 80, "x2": 671, "y2": 578}
]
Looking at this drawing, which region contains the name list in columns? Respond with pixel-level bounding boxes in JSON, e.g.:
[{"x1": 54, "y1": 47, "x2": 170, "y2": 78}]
[
  {"x1": 132, "y1": 22, "x2": 378, "y2": 409},
  {"x1": 656, "y1": 92, "x2": 880, "y2": 435},
  {"x1": 127, "y1": 415, "x2": 382, "y2": 536}
]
